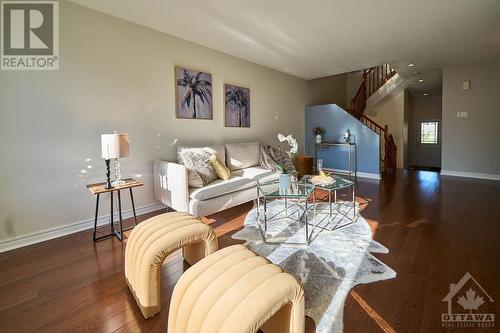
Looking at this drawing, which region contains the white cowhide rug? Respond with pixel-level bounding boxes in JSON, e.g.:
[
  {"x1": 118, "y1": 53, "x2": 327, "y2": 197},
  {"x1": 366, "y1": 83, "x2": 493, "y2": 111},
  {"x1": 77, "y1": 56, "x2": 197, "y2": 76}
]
[{"x1": 231, "y1": 200, "x2": 396, "y2": 333}]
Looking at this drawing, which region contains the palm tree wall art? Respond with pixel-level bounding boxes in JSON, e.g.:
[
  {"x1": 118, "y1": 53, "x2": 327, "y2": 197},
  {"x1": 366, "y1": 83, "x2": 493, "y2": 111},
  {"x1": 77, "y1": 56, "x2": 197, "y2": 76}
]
[
  {"x1": 175, "y1": 66, "x2": 213, "y2": 119},
  {"x1": 225, "y1": 84, "x2": 250, "y2": 127}
]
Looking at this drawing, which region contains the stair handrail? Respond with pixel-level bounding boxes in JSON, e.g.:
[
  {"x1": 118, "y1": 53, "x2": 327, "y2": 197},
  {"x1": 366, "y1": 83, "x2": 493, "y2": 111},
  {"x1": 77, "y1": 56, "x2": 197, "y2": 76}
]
[
  {"x1": 360, "y1": 114, "x2": 385, "y2": 135},
  {"x1": 348, "y1": 64, "x2": 397, "y2": 174},
  {"x1": 351, "y1": 79, "x2": 366, "y2": 119}
]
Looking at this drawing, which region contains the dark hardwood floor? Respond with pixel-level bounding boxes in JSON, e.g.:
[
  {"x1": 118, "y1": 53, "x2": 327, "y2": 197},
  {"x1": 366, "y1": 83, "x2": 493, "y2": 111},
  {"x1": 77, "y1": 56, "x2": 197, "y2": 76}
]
[{"x1": 0, "y1": 170, "x2": 499, "y2": 332}]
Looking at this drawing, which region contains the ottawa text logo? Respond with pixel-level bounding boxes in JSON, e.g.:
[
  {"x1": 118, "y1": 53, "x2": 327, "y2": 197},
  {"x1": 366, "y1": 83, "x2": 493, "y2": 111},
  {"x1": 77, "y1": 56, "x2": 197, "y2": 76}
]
[{"x1": 442, "y1": 272, "x2": 495, "y2": 328}]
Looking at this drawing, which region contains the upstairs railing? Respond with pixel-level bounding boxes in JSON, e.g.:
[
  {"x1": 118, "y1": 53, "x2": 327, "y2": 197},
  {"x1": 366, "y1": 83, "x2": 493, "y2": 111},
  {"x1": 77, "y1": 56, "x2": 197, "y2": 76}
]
[
  {"x1": 365, "y1": 64, "x2": 396, "y2": 96},
  {"x1": 349, "y1": 64, "x2": 397, "y2": 174},
  {"x1": 351, "y1": 64, "x2": 396, "y2": 117}
]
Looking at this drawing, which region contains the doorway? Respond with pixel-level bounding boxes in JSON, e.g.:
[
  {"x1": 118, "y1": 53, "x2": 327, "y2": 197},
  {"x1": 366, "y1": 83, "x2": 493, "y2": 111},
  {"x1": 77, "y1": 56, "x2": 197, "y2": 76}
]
[{"x1": 415, "y1": 120, "x2": 441, "y2": 168}]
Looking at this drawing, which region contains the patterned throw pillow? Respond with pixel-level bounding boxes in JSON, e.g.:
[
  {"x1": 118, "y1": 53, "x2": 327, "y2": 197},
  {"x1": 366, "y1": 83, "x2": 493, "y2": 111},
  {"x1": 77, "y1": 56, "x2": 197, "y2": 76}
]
[
  {"x1": 266, "y1": 145, "x2": 297, "y2": 175},
  {"x1": 259, "y1": 145, "x2": 279, "y2": 172},
  {"x1": 178, "y1": 148, "x2": 218, "y2": 187},
  {"x1": 186, "y1": 169, "x2": 204, "y2": 188}
]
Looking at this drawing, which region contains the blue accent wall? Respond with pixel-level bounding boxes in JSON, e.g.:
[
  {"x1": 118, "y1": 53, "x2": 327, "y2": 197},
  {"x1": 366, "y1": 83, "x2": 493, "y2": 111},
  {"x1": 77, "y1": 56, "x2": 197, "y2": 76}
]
[{"x1": 305, "y1": 104, "x2": 380, "y2": 175}]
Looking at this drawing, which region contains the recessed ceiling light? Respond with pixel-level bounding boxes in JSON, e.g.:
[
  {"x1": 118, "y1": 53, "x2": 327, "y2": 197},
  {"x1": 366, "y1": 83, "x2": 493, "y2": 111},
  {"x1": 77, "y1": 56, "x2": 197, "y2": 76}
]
[
  {"x1": 408, "y1": 63, "x2": 415, "y2": 67},
  {"x1": 418, "y1": 79, "x2": 424, "y2": 82},
  {"x1": 424, "y1": 93, "x2": 428, "y2": 96}
]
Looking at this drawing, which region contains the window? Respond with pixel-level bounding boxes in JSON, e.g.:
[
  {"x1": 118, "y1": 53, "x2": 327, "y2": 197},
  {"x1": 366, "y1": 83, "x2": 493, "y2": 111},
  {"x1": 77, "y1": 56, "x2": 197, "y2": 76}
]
[{"x1": 420, "y1": 121, "x2": 439, "y2": 144}]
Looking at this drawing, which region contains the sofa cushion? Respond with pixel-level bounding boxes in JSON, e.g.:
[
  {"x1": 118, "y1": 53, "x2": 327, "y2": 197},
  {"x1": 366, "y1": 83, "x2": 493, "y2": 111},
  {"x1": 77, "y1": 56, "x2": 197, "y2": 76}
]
[
  {"x1": 189, "y1": 176, "x2": 255, "y2": 201},
  {"x1": 231, "y1": 166, "x2": 279, "y2": 182},
  {"x1": 225, "y1": 142, "x2": 260, "y2": 171}
]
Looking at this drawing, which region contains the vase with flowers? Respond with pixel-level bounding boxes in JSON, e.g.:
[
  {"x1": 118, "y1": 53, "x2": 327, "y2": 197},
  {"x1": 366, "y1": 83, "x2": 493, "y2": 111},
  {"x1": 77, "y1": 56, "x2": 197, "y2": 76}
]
[
  {"x1": 313, "y1": 127, "x2": 325, "y2": 144},
  {"x1": 276, "y1": 133, "x2": 298, "y2": 189}
]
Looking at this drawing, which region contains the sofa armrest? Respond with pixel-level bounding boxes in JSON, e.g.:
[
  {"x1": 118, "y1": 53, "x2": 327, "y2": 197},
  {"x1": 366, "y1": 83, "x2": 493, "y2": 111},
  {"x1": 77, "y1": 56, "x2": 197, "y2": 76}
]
[{"x1": 153, "y1": 160, "x2": 189, "y2": 213}]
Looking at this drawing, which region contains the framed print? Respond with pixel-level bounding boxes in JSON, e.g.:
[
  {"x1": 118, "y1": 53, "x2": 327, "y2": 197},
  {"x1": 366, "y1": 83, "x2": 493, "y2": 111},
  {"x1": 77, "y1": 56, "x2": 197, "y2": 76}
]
[
  {"x1": 224, "y1": 84, "x2": 250, "y2": 127},
  {"x1": 175, "y1": 66, "x2": 213, "y2": 119}
]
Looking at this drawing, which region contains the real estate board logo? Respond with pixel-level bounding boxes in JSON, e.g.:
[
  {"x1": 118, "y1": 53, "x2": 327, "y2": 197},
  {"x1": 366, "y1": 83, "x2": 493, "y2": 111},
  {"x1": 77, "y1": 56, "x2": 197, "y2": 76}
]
[
  {"x1": 442, "y1": 272, "x2": 495, "y2": 328},
  {"x1": 1, "y1": 0, "x2": 59, "y2": 70}
]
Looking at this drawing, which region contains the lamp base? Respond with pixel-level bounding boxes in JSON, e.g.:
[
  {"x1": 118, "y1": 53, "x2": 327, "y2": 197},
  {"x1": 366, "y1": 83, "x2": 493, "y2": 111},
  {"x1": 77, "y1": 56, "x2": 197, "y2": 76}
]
[{"x1": 104, "y1": 159, "x2": 113, "y2": 189}]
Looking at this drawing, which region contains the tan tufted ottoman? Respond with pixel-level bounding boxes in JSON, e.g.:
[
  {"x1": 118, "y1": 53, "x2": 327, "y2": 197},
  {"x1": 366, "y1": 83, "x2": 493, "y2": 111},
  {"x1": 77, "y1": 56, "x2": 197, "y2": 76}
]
[
  {"x1": 167, "y1": 244, "x2": 305, "y2": 333},
  {"x1": 125, "y1": 212, "x2": 218, "y2": 319}
]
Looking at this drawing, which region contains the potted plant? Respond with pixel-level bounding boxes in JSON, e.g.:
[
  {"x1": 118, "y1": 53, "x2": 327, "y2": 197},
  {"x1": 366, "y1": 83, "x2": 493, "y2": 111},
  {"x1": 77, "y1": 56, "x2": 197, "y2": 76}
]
[
  {"x1": 313, "y1": 127, "x2": 325, "y2": 144},
  {"x1": 276, "y1": 133, "x2": 298, "y2": 189}
]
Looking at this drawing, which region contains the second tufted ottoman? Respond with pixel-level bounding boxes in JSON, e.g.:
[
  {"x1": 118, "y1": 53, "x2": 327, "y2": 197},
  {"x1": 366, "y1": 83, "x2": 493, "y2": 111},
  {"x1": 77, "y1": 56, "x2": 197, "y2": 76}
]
[
  {"x1": 125, "y1": 212, "x2": 218, "y2": 319},
  {"x1": 167, "y1": 244, "x2": 305, "y2": 333}
]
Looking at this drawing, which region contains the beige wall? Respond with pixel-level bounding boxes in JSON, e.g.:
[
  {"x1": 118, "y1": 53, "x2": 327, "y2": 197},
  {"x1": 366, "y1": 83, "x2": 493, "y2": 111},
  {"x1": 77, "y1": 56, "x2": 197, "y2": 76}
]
[
  {"x1": 367, "y1": 90, "x2": 407, "y2": 169},
  {"x1": 442, "y1": 60, "x2": 500, "y2": 176},
  {"x1": 403, "y1": 90, "x2": 410, "y2": 168},
  {"x1": 307, "y1": 74, "x2": 347, "y2": 109},
  {"x1": 0, "y1": 1, "x2": 309, "y2": 245},
  {"x1": 408, "y1": 95, "x2": 442, "y2": 166},
  {"x1": 307, "y1": 70, "x2": 363, "y2": 110}
]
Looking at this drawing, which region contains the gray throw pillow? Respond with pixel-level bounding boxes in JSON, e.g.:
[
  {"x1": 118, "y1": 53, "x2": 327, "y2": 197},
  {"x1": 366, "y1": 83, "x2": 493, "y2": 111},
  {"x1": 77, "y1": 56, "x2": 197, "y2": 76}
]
[
  {"x1": 266, "y1": 145, "x2": 297, "y2": 175},
  {"x1": 259, "y1": 145, "x2": 279, "y2": 172},
  {"x1": 178, "y1": 148, "x2": 218, "y2": 187}
]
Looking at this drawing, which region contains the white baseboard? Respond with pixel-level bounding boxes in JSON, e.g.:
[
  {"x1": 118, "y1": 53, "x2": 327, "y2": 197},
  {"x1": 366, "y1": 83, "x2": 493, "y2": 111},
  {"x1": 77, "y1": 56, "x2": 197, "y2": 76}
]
[
  {"x1": 440, "y1": 170, "x2": 500, "y2": 181},
  {"x1": 0, "y1": 202, "x2": 167, "y2": 254},
  {"x1": 324, "y1": 168, "x2": 381, "y2": 180}
]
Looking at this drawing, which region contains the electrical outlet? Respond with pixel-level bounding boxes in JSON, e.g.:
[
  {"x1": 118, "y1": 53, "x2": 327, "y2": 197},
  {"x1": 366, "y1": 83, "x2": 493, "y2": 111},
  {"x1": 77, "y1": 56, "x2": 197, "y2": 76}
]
[{"x1": 457, "y1": 112, "x2": 468, "y2": 118}]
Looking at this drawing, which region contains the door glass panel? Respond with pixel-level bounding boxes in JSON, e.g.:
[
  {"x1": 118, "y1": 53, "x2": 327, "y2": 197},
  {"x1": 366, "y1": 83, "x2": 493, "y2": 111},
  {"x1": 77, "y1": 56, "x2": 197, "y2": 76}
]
[{"x1": 420, "y1": 121, "x2": 439, "y2": 144}]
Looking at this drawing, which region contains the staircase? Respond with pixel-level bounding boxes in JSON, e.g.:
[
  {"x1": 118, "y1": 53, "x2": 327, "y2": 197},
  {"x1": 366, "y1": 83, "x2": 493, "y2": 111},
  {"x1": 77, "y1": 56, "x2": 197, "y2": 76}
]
[{"x1": 349, "y1": 64, "x2": 397, "y2": 174}]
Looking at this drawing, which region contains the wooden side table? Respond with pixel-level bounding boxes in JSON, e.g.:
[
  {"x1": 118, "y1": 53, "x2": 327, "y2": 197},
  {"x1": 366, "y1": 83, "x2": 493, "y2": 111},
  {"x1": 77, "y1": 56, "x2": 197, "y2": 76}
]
[
  {"x1": 86, "y1": 178, "x2": 144, "y2": 241},
  {"x1": 295, "y1": 155, "x2": 314, "y2": 178}
]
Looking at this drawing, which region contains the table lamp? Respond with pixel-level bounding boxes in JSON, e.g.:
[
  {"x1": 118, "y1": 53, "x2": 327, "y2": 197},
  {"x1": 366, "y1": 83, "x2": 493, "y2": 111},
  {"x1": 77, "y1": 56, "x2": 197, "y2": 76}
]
[{"x1": 101, "y1": 132, "x2": 129, "y2": 188}]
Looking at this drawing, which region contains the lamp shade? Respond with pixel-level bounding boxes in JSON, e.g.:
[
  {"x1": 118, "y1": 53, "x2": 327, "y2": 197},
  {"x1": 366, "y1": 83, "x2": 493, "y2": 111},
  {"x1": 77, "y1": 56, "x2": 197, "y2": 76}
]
[{"x1": 101, "y1": 133, "x2": 129, "y2": 159}]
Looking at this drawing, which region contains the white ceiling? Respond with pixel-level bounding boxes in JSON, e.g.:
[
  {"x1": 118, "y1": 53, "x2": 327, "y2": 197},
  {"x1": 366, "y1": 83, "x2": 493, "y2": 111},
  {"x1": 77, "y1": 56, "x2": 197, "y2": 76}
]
[
  {"x1": 405, "y1": 68, "x2": 443, "y2": 96},
  {"x1": 71, "y1": 0, "x2": 500, "y2": 80}
]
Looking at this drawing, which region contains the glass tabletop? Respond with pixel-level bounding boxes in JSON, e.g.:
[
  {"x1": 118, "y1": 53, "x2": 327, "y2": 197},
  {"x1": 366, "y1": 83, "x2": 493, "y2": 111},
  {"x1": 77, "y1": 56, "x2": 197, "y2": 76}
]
[
  {"x1": 301, "y1": 174, "x2": 354, "y2": 190},
  {"x1": 258, "y1": 180, "x2": 314, "y2": 198}
]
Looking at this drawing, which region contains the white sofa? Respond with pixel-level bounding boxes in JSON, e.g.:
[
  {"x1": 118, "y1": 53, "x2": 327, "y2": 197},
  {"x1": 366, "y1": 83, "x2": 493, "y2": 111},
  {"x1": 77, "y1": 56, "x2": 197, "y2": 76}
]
[{"x1": 154, "y1": 142, "x2": 279, "y2": 217}]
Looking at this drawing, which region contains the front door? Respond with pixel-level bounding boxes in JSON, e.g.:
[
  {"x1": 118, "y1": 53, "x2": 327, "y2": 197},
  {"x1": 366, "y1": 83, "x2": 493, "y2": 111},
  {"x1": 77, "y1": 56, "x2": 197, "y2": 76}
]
[{"x1": 416, "y1": 120, "x2": 441, "y2": 168}]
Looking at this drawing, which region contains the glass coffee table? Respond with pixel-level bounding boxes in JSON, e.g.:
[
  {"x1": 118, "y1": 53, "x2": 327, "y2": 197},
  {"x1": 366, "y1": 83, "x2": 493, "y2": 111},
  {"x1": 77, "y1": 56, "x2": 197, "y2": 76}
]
[
  {"x1": 301, "y1": 174, "x2": 357, "y2": 230},
  {"x1": 256, "y1": 180, "x2": 316, "y2": 244}
]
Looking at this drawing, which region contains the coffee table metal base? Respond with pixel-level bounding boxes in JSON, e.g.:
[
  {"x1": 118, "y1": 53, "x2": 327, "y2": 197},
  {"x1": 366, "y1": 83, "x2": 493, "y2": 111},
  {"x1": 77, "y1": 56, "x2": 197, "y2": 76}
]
[
  {"x1": 256, "y1": 195, "x2": 316, "y2": 245},
  {"x1": 315, "y1": 185, "x2": 358, "y2": 231}
]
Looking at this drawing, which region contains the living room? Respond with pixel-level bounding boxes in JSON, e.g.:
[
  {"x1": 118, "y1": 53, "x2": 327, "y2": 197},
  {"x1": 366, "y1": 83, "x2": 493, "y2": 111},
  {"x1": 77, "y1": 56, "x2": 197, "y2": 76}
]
[{"x1": 1, "y1": 1, "x2": 499, "y2": 332}]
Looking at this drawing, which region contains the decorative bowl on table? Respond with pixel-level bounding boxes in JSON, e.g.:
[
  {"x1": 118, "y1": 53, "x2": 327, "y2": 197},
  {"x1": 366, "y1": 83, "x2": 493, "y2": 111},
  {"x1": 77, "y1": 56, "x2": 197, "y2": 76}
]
[{"x1": 310, "y1": 171, "x2": 335, "y2": 186}]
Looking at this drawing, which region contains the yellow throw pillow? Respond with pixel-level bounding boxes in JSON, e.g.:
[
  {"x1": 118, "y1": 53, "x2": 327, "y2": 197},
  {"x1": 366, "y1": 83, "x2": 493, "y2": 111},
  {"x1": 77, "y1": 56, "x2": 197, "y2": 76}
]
[{"x1": 209, "y1": 154, "x2": 230, "y2": 180}]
